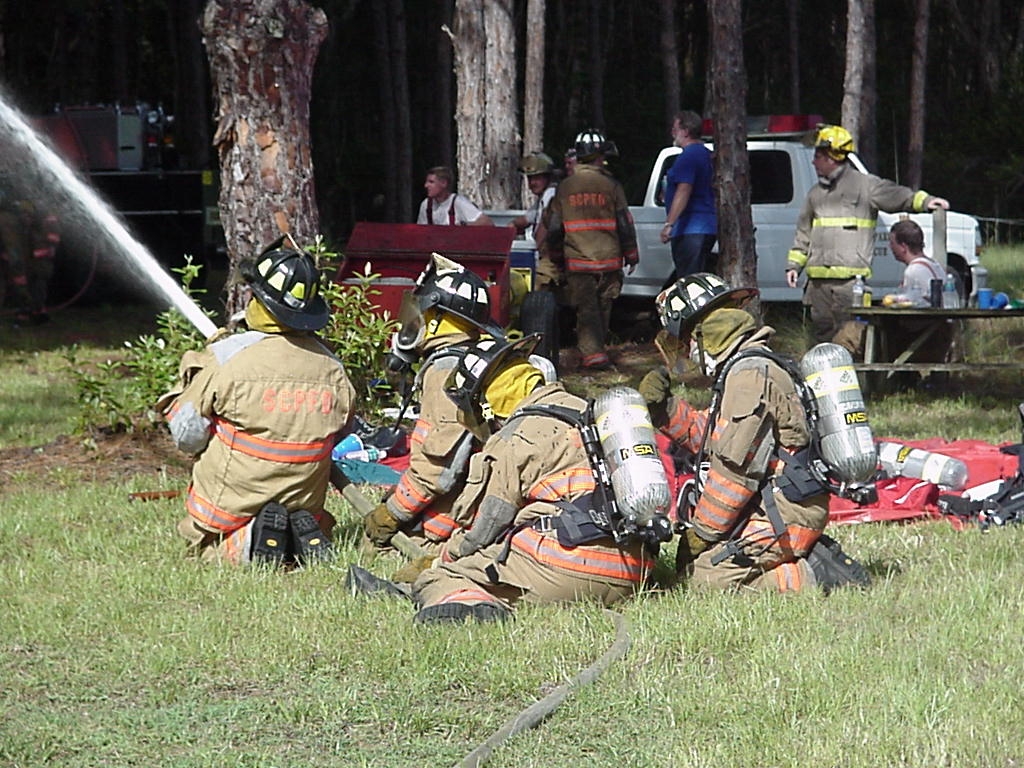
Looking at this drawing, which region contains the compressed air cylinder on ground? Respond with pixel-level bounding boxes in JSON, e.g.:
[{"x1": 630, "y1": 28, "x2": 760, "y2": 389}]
[
  {"x1": 877, "y1": 441, "x2": 969, "y2": 490},
  {"x1": 592, "y1": 386, "x2": 670, "y2": 526},
  {"x1": 798, "y1": 343, "x2": 877, "y2": 486}
]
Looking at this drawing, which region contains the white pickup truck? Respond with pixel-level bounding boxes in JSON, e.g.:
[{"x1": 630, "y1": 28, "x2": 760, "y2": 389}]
[{"x1": 491, "y1": 132, "x2": 982, "y2": 303}]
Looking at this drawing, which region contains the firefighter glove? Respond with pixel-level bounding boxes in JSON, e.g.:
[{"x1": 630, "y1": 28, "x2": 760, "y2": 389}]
[
  {"x1": 638, "y1": 366, "x2": 672, "y2": 406},
  {"x1": 392, "y1": 556, "x2": 436, "y2": 584},
  {"x1": 675, "y1": 527, "x2": 711, "y2": 573},
  {"x1": 364, "y1": 502, "x2": 401, "y2": 545}
]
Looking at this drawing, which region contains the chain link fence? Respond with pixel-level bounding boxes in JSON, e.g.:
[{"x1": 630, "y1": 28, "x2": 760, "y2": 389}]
[{"x1": 977, "y1": 217, "x2": 1024, "y2": 245}]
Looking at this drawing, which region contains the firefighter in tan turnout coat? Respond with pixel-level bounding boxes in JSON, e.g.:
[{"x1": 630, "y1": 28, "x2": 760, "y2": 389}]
[
  {"x1": 409, "y1": 336, "x2": 656, "y2": 624},
  {"x1": 545, "y1": 128, "x2": 638, "y2": 370},
  {"x1": 639, "y1": 273, "x2": 871, "y2": 593},
  {"x1": 362, "y1": 254, "x2": 503, "y2": 564},
  {"x1": 158, "y1": 239, "x2": 355, "y2": 566}
]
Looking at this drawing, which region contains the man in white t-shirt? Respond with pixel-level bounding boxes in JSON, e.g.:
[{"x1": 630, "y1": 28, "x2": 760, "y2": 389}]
[
  {"x1": 887, "y1": 219, "x2": 946, "y2": 306},
  {"x1": 883, "y1": 218, "x2": 954, "y2": 368},
  {"x1": 416, "y1": 166, "x2": 493, "y2": 226}
]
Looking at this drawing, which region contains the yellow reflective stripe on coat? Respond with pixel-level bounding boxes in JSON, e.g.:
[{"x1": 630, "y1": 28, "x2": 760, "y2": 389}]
[
  {"x1": 804, "y1": 265, "x2": 874, "y2": 279},
  {"x1": 786, "y1": 249, "x2": 809, "y2": 269},
  {"x1": 511, "y1": 527, "x2": 653, "y2": 582},
  {"x1": 214, "y1": 417, "x2": 334, "y2": 463},
  {"x1": 811, "y1": 216, "x2": 876, "y2": 229}
]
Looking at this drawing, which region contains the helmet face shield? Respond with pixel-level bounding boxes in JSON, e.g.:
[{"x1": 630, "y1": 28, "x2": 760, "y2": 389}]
[{"x1": 395, "y1": 290, "x2": 427, "y2": 352}]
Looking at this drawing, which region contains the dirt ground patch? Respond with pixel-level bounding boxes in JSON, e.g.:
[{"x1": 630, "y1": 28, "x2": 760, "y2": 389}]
[{"x1": 0, "y1": 428, "x2": 192, "y2": 489}]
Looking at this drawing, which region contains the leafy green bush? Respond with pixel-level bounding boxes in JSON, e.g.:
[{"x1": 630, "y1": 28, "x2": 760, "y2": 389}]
[
  {"x1": 66, "y1": 240, "x2": 400, "y2": 433},
  {"x1": 65, "y1": 259, "x2": 210, "y2": 433},
  {"x1": 314, "y1": 237, "x2": 400, "y2": 417}
]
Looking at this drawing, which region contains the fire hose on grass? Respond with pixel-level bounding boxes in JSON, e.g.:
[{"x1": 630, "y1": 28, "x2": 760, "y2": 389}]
[{"x1": 131, "y1": 480, "x2": 631, "y2": 767}]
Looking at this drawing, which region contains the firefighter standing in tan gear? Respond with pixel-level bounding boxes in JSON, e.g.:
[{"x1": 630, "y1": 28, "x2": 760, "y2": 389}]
[
  {"x1": 545, "y1": 128, "x2": 638, "y2": 371},
  {"x1": 785, "y1": 124, "x2": 949, "y2": 350},
  {"x1": 362, "y1": 254, "x2": 503, "y2": 569},
  {"x1": 157, "y1": 238, "x2": 355, "y2": 566},
  {"x1": 510, "y1": 152, "x2": 562, "y2": 291},
  {"x1": 406, "y1": 336, "x2": 655, "y2": 624},
  {"x1": 638, "y1": 273, "x2": 870, "y2": 593}
]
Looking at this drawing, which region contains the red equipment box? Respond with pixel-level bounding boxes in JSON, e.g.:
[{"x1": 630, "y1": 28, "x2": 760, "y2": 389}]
[{"x1": 334, "y1": 222, "x2": 514, "y2": 326}]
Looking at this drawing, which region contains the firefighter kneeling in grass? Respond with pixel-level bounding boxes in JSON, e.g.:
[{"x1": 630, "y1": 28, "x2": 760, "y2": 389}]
[
  {"x1": 362, "y1": 253, "x2": 506, "y2": 573},
  {"x1": 638, "y1": 273, "x2": 872, "y2": 593},
  {"x1": 157, "y1": 238, "x2": 355, "y2": 566},
  {"x1": 350, "y1": 335, "x2": 671, "y2": 624}
]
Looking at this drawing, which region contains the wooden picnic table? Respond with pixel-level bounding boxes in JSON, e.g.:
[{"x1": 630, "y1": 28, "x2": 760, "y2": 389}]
[{"x1": 852, "y1": 305, "x2": 1024, "y2": 393}]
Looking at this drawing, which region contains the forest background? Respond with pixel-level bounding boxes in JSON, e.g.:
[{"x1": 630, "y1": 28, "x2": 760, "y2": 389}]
[{"x1": 2, "y1": 0, "x2": 1023, "y2": 256}]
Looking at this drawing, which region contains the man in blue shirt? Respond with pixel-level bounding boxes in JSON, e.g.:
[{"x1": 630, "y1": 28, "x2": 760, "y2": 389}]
[{"x1": 660, "y1": 110, "x2": 717, "y2": 278}]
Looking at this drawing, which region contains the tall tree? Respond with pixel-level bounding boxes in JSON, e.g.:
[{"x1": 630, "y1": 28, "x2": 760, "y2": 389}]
[
  {"x1": 434, "y1": 0, "x2": 455, "y2": 171},
  {"x1": 201, "y1": 0, "x2": 328, "y2": 317},
  {"x1": 523, "y1": 0, "x2": 546, "y2": 201},
  {"x1": 707, "y1": 0, "x2": 756, "y2": 296},
  {"x1": 787, "y1": 0, "x2": 800, "y2": 113},
  {"x1": 451, "y1": 0, "x2": 518, "y2": 209},
  {"x1": 169, "y1": 0, "x2": 211, "y2": 170},
  {"x1": 659, "y1": 0, "x2": 680, "y2": 126},
  {"x1": 841, "y1": 0, "x2": 869, "y2": 146},
  {"x1": 587, "y1": 0, "x2": 606, "y2": 127},
  {"x1": 372, "y1": 0, "x2": 412, "y2": 222},
  {"x1": 905, "y1": 0, "x2": 930, "y2": 189},
  {"x1": 857, "y1": 0, "x2": 877, "y2": 171}
]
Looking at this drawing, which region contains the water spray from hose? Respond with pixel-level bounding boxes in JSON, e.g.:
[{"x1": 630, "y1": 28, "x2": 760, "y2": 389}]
[{"x1": 0, "y1": 92, "x2": 217, "y2": 338}]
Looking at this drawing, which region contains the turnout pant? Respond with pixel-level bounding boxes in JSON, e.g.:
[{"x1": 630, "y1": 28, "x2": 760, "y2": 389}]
[{"x1": 565, "y1": 270, "x2": 623, "y2": 367}]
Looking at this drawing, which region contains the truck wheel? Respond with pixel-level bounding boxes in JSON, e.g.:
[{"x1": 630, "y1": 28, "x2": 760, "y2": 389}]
[{"x1": 519, "y1": 290, "x2": 560, "y2": 373}]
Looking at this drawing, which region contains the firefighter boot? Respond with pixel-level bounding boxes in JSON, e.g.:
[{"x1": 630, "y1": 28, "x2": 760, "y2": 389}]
[
  {"x1": 413, "y1": 601, "x2": 511, "y2": 625},
  {"x1": 345, "y1": 565, "x2": 411, "y2": 599},
  {"x1": 806, "y1": 534, "x2": 871, "y2": 594},
  {"x1": 290, "y1": 509, "x2": 334, "y2": 565},
  {"x1": 250, "y1": 502, "x2": 290, "y2": 565}
]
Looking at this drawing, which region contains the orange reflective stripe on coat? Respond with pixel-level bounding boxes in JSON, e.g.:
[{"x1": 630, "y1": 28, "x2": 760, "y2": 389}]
[
  {"x1": 422, "y1": 510, "x2": 459, "y2": 539},
  {"x1": 564, "y1": 217, "x2": 617, "y2": 233},
  {"x1": 666, "y1": 399, "x2": 707, "y2": 449},
  {"x1": 214, "y1": 417, "x2": 334, "y2": 463},
  {"x1": 566, "y1": 256, "x2": 623, "y2": 272},
  {"x1": 186, "y1": 486, "x2": 250, "y2": 533},
  {"x1": 410, "y1": 419, "x2": 430, "y2": 446},
  {"x1": 693, "y1": 469, "x2": 754, "y2": 534},
  {"x1": 391, "y1": 474, "x2": 433, "y2": 516},
  {"x1": 771, "y1": 561, "x2": 807, "y2": 593},
  {"x1": 511, "y1": 527, "x2": 653, "y2": 582},
  {"x1": 528, "y1": 467, "x2": 596, "y2": 502}
]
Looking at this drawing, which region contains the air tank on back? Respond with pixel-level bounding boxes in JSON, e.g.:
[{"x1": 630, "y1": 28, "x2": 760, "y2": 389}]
[
  {"x1": 798, "y1": 343, "x2": 878, "y2": 488},
  {"x1": 592, "y1": 386, "x2": 670, "y2": 527}
]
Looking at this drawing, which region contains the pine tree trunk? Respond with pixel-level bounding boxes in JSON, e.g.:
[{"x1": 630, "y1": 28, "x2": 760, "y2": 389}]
[
  {"x1": 452, "y1": 0, "x2": 518, "y2": 209},
  {"x1": 707, "y1": 0, "x2": 757, "y2": 298},
  {"x1": 170, "y1": 0, "x2": 211, "y2": 170},
  {"x1": 482, "y1": 1, "x2": 517, "y2": 209},
  {"x1": 906, "y1": 0, "x2": 930, "y2": 190},
  {"x1": 452, "y1": 0, "x2": 486, "y2": 204},
  {"x1": 660, "y1": 0, "x2": 680, "y2": 126},
  {"x1": 787, "y1": 0, "x2": 800, "y2": 113},
  {"x1": 841, "y1": 0, "x2": 866, "y2": 146},
  {"x1": 201, "y1": 0, "x2": 327, "y2": 318},
  {"x1": 523, "y1": 0, "x2": 547, "y2": 204}
]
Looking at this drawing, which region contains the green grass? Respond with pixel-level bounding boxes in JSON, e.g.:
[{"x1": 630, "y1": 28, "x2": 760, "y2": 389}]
[{"x1": 4, "y1": 264, "x2": 1024, "y2": 766}]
